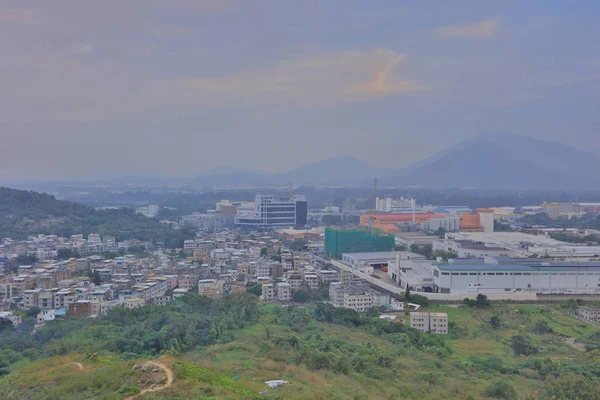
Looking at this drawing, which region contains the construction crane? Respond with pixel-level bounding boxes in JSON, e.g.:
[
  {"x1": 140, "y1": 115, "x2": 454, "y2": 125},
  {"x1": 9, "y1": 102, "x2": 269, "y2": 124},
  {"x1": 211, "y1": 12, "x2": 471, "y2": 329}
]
[
  {"x1": 369, "y1": 177, "x2": 378, "y2": 233},
  {"x1": 288, "y1": 181, "x2": 294, "y2": 199}
]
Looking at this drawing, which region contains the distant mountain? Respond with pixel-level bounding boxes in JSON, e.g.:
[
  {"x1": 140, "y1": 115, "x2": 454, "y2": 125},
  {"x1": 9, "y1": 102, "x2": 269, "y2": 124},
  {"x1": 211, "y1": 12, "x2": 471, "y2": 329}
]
[
  {"x1": 193, "y1": 156, "x2": 384, "y2": 187},
  {"x1": 384, "y1": 133, "x2": 599, "y2": 189},
  {"x1": 272, "y1": 156, "x2": 384, "y2": 185}
]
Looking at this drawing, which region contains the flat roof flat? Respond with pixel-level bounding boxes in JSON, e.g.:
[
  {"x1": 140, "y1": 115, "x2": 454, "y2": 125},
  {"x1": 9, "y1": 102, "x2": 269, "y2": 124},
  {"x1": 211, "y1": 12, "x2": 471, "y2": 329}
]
[{"x1": 437, "y1": 262, "x2": 600, "y2": 272}]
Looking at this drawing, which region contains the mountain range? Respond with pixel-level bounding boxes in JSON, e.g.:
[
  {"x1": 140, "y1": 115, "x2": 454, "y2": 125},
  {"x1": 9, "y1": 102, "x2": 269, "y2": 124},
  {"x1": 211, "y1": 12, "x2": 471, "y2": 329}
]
[{"x1": 193, "y1": 133, "x2": 599, "y2": 189}]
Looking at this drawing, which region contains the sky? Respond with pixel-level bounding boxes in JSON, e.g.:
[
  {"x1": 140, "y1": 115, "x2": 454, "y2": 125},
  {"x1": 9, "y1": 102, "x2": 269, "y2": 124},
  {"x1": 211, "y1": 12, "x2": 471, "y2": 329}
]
[{"x1": 0, "y1": 0, "x2": 599, "y2": 180}]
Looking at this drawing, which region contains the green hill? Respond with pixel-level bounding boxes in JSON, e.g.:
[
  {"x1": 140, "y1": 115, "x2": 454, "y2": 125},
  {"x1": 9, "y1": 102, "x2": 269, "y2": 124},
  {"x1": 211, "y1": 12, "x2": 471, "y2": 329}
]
[
  {"x1": 0, "y1": 187, "x2": 194, "y2": 246},
  {"x1": 1, "y1": 293, "x2": 600, "y2": 399}
]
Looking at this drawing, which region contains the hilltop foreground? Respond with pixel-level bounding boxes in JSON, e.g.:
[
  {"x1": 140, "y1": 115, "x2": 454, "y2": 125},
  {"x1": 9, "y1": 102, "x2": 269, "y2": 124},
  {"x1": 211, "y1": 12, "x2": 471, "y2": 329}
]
[{"x1": 1, "y1": 293, "x2": 600, "y2": 399}]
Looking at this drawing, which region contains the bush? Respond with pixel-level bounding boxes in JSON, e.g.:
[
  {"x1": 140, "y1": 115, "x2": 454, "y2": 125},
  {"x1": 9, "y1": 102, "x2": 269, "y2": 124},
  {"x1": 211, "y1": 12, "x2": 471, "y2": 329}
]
[
  {"x1": 484, "y1": 380, "x2": 517, "y2": 399},
  {"x1": 407, "y1": 294, "x2": 430, "y2": 306},
  {"x1": 293, "y1": 290, "x2": 310, "y2": 303},
  {"x1": 511, "y1": 335, "x2": 536, "y2": 356}
]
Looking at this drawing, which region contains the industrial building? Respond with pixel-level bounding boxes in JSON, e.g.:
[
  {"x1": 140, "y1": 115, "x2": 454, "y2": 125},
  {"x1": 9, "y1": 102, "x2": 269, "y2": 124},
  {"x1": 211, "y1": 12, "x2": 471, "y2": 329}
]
[
  {"x1": 419, "y1": 215, "x2": 460, "y2": 232},
  {"x1": 432, "y1": 258, "x2": 600, "y2": 295},
  {"x1": 234, "y1": 195, "x2": 308, "y2": 228},
  {"x1": 445, "y1": 232, "x2": 600, "y2": 261},
  {"x1": 359, "y1": 213, "x2": 443, "y2": 233},
  {"x1": 324, "y1": 228, "x2": 394, "y2": 259}
]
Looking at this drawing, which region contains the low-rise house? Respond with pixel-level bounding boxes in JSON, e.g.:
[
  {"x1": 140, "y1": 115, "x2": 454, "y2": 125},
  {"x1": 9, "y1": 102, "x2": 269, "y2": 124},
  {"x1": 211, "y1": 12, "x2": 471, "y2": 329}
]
[{"x1": 410, "y1": 312, "x2": 448, "y2": 334}]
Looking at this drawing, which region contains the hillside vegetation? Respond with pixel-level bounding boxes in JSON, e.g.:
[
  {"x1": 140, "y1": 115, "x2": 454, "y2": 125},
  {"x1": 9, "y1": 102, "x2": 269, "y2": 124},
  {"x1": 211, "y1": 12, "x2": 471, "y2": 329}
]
[
  {"x1": 0, "y1": 187, "x2": 195, "y2": 246},
  {"x1": 1, "y1": 292, "x2": 600, "y2": 399}
]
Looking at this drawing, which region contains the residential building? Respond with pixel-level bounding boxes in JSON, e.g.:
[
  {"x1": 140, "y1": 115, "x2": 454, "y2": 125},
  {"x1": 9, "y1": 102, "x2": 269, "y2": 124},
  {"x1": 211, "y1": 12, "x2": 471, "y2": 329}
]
[
  {"x1": 579, "y1": 306, "x2": 600, "y2": 323},
  {"x1": 276, "y1": 282, "x2": 291, "y2": 301},
  {"x1": 136, "y1": 205, "x2": 159, "y2": 218},
  {"x1": 68, "y1": 300, "x2": 93, "y2": 318},
  {"x1": 262, "y1": 283, "x2": 276, "y2": 302},
  {"x1": 343, "y1": 292, "x2": 373, "y2": 312},
  {"x1": 410, "y1": 312, "x2": 448, "y2": 334}
]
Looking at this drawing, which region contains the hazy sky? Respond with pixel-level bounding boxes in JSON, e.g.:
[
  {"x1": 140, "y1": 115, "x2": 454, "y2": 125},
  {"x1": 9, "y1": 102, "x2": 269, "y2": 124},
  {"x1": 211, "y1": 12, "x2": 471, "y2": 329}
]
[{"x1": 1, "y1": 0, "x2": 599, "y2": 180}]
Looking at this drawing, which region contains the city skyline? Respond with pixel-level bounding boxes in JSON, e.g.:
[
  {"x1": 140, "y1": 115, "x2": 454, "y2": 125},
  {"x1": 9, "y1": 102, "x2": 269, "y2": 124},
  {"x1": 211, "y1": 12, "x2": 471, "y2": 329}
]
[{"x1": 1, "y1": 1, "x2": 599, "y2": 179}]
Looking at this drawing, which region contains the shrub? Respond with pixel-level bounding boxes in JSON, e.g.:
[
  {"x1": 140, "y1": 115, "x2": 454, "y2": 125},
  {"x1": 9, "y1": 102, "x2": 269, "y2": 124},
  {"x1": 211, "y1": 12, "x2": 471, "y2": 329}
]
[{"x1": 484, "y1": 380, "x2": 517, "y2": 399}]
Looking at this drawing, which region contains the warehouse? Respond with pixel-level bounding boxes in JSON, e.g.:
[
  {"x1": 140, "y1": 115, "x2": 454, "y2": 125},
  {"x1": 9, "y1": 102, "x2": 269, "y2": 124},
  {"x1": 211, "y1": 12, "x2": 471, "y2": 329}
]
[{"x1": 432, "y1": 259, "x2": 600, "y2": 295}]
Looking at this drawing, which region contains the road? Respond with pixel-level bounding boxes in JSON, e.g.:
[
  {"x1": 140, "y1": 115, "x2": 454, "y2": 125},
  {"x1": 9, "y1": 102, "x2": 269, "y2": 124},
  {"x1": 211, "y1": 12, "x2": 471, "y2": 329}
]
[{"x1": 314, "y1": 255, "x2": 405, "y2": 298}]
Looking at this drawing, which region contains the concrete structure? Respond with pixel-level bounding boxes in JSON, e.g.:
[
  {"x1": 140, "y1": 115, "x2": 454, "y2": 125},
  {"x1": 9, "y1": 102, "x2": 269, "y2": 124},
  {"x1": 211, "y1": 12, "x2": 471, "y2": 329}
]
[
  {"x1": 375, "y1": 197, "x2": 415, "y2": 213},
  {"x1": 477, "y1": 209, "x2": 495, "y2": 233},
  {"x1": 180, "y1": 213, "x2": 215, "y2": 231},
  {"x1": 276, "y1": 282, "x2": 291, "y2": 301},
  {"x1": 0, "y1": 311, "x2": 21, "y2": 327},
  {"x1": 410, "y1": 312, "x2": 448, "y2": 334},
  {"x1": 343, "y1": 291, "x2": 374, "y2": 312},
  {"x1": 578, "y1": 306, "x2": 600, "y2": 323},
  {"x1": 325, "y1": 228, "x2": 394, "y2": 259},
  {"x1": 420, "y1": 215, "x2": 460, "y2": 232},
  {"x1": 136, "y1": 205, "x2": 159, "y2": 219},
  {"x1": 68, "y1": 300, "x2": 93, "y2": 318},
  {"x1": 235, "y1": 195, "x2": 307, "y2": 227},
  {"x1": 433, "y1": 239, "x2": 515, "y2": 259}
]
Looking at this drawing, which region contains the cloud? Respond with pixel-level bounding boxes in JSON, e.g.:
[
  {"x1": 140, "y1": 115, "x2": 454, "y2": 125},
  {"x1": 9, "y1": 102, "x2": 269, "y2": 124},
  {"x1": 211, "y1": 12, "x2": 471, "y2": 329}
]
[
  {"x1": 181, "y1": 49, "x2": 422, "y2": 106},
  {"x1": 438, "y1": 19, "x2": 499, "y2": 38},
  {"x1": 0, "y1": 48, "x2": 421, "y2": 123}
]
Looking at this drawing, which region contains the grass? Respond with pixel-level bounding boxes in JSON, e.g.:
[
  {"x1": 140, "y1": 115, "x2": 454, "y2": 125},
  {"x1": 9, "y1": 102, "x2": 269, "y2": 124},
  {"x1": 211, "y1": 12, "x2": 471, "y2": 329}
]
[{"x1": 1, "y1": 303, "x2": 598, "y2": 399}]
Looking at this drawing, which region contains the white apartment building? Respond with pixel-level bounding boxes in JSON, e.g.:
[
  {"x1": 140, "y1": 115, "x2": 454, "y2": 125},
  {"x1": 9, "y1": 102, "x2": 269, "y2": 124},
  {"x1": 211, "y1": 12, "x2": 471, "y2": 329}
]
[
  {"x1": 343, "y1": 292, "x2": 374, "y2": 312},
  {"x1": 234, "y1": 195, "x2": 307, "y2": 227},
  {"x1": 375, "y1": 197, "x2": 415, "y2": 213},
  {"x1": 262, "y1": 283, "x2": 277, "y2": 302},
  {"x1": 318, "y1": 270, "x2": 339, "y2": 283},
  {"x1": 276, "y1": 282, "x2": 291, "y2": 302},
  {"x1": 136, "y1": 205, "x2": 159, "y2": 218},
  {"x1": 410, "y1": 312, "x2": 448, "y2": 334},
  {"x1": 329, "y1": 282, "x2": 345, "y2": 307},
  {"x1": 304, "y1": 274, "x2": 319, "y2": 290}
]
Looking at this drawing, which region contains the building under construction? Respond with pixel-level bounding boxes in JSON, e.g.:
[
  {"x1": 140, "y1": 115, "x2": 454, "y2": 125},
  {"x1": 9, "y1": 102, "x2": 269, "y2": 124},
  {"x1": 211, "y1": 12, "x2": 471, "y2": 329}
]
[{"x1": 324, "y1": 227, "x2": 395, "y2": 259}]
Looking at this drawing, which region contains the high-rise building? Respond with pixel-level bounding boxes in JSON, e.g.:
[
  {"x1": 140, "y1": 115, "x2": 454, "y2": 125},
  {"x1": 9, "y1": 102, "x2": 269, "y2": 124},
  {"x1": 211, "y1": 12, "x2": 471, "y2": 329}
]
[{"x1": 234, "y1": 195, "x2": 307, "y2": 227}]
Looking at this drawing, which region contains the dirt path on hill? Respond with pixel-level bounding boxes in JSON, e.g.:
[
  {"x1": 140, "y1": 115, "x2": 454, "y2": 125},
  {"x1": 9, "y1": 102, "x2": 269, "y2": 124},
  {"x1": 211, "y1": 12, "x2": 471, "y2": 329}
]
[
  {"x1": 70, "y1": 362, "x2": 84, "y2": 371},
  {"x1": 126, "y1": 360, "x2": 174, "y2": 399}
]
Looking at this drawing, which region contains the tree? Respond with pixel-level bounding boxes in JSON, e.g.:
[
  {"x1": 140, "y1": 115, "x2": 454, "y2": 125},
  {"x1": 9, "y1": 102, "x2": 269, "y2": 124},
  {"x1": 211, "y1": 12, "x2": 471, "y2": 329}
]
[
  {"x1": 57, "y1": 248, "x2": 75, "y2": 260},
  {"x1": 490, "y1": 316, "x2": 501, "y2": 329},
  {"x1": 26, "y1": 306, "x2": 41, "y2": 318},
  {"x1": 545, "y1": 374, "x2": 600, "y2": 400},
  {"x1": 511, "y1": 335, "x2": 536, "y2": 356},
  {"x1": 290, "y1": 239, "x2": 308, "y2": 251},
  {"x1": 434, "y1": 227, "x2": 446, "y2": 238},
  {"x1": 476, "y1": 294, "x2": 491, "y2": 308},
  {"x1": 88, "y1": 269, "x2": 102, "y2": 285},
  {"x1": 432, "y1": 250, "x2": 458, "y2": 261},
  {"x1": 245, "y1": 283, "x2": 262, "y2": 297},
  {"x1": 260, "y1": 247, "x2": 268, "y2": 257},
  {"x1": 293, "y1": 290, "x2": 310, "y2": 303},
  {"x1": 484, "y1": 380, "x2": 517, "y2": 399},
  {"x1": 0, "y1": 318, "x2": 15, "y2": 334}
]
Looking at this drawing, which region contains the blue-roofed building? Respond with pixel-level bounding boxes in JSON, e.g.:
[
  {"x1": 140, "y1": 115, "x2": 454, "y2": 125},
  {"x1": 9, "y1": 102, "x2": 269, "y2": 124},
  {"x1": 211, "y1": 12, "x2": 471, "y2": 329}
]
[
  {"x1": 431, "y1": 257, "x2": 600, "y2": 295},
  {"x1": 432, "y1": 206, "x2": 473, "y2": 215}
]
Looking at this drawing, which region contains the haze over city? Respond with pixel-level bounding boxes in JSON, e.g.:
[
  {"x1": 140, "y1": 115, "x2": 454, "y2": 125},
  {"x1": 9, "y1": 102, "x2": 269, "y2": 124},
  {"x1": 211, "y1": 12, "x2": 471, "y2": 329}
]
[{"x1": 1, "y1": 0, "x2": 599, "y2": 180}]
